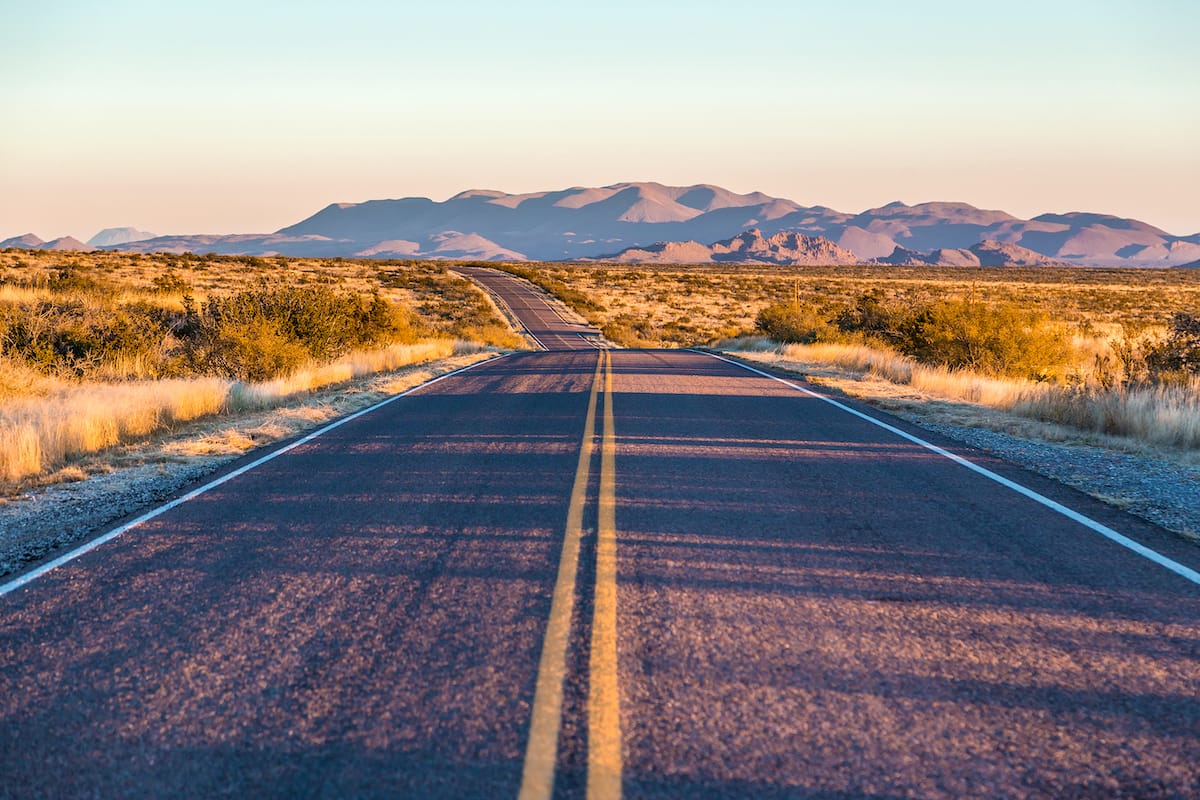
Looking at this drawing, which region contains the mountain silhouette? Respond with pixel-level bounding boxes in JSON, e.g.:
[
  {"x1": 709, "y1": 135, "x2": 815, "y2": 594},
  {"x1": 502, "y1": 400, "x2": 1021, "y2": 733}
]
[{"x1": 10, "y1": 183, "x2": 1197, "y2": 266}]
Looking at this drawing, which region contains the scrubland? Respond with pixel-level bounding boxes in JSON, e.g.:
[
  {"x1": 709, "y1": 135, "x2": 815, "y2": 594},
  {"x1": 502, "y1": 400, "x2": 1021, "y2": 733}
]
[
  {"x1": 495, "y1": 262, "x2": 1200, "y2": 454},
  {"x1": 0, "y1": 250, "x2": 523, "y2": 485},
  {"x1": 5, "y1": 251, "x2": 1200, "y2": 488}
]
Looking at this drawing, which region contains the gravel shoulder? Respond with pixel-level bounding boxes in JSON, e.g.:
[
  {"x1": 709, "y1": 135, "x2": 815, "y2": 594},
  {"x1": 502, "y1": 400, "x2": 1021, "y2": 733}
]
[
  {"x1": 720, "y1": 349, "x2": 1200, "y2": 543},
  {"x1": 0, "y1": 351, "x2": 499, "y2": 580}
]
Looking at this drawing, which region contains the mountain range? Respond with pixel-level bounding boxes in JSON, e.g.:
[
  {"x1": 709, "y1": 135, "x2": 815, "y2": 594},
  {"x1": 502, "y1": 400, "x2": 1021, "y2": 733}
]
[{"x1": 4, "y1": 182, "x2": 1197, "y2": 267}]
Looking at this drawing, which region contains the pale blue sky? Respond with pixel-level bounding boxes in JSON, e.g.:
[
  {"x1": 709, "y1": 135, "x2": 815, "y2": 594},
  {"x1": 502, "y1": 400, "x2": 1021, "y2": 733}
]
[{"x1": 2, "y1": 0, "x2": 1197, "y2": 239}]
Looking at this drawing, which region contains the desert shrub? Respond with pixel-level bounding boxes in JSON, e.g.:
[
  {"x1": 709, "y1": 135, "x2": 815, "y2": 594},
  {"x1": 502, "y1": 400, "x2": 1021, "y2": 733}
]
[
  {"x1": 1147, "y1": 312, "x2": 1200, "y2": 378},
  {"x1": 833, "y1": 292, "x2": 911, "y2": 348},
  {"x1": 755, "y1": 301, "x2": 837, "y2": 344},
  {"x1": 898, "y1": 299, "x2": 1070, "y2": 380},
  {"x1": 184, "y1": 286, "x2": 421, "y2": 381},
  {"x1": 602, "y1": 314, "x2": 657, "y2": 347},
  {"x1": 0, "y1": 301, "x2": 172, "y2": 378},
  {"x1": 756, "y1": 294, "x2": 1073, "y2": 381},
  {"x1": 151, "y1": 270, "x2": 190, "y2": 294}
]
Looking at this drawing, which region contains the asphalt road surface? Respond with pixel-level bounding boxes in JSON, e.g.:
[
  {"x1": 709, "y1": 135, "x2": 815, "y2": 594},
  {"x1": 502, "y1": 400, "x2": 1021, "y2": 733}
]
[{"x1": 2, "y1": 268, "x2": 1199, "y2": 799}]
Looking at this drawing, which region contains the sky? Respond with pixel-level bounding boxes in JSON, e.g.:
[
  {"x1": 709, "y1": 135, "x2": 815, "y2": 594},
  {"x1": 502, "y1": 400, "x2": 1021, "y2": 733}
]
[{"x1": 2, "y1": 0, "x2": 1197, "y2": 240}]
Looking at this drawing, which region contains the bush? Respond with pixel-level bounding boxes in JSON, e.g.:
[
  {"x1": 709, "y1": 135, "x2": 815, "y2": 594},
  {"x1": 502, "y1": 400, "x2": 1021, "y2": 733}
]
[
  {"x1": 755, "y1": 302, "x2": 836, "y2": 344},
  {"x1": 1147, "y1": 312, "x2": 1200, "y2": 378},
  {"x1": 834, "y1": 292, "x2": 910, "y2": 348},
  {"x1": 756, "y1": 294, "x2": 1073, "y2": 381},
  {"x1": 0, "y1": 301, "x2": 171, "y2": 378},
  {"x1": 898, "y1": 299, "x2": 1070, "y2": 380},
  {"x1": 184, "y1": 286, "x2": 421, "y2": 381},
  {"x1": 602, "y1": 314, "x2": 658, "y2": 347}
]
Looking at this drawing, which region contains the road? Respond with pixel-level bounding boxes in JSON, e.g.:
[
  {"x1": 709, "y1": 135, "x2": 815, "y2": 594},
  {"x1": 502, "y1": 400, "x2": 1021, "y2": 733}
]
[
  {"x1": 456, "y1": 267, "x2": 604, "y2": 351},
  {"x1": 2, "y1": 268, "x2": 1199, "y2": 798}
]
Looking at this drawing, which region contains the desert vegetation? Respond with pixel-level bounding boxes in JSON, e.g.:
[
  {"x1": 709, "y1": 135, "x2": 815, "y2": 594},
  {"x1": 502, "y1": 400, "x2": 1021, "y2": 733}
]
[
  {"x1": 495, "y1": 261, "x2": 1200, "y2": 451},
  {"x1": 0, "y1": 250, "x2": 523, "y2": 484}
]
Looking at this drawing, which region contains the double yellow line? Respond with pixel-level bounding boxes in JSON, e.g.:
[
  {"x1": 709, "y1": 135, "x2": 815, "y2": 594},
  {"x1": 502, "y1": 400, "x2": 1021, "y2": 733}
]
[{"x1": 519, "y1": 349, "x2": 621, "y2": 800}]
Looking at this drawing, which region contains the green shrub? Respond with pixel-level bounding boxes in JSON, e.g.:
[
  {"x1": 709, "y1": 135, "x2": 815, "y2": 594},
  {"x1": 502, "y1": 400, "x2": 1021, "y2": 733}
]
[
  {"x1": 755, "y1": 302, "x2": 836, "y2": 344},
  {"x1": 602, "y1": 314, "x2": 657, "y2": 347},
  {"x1": 898, "y1": 299, "x2": 1070, "y2": 379},
  {"x1": 833, "y1": 292, "x2": 910, "y2": 348},
  {"x1": 0, "y1": 301, "x2": 171, "y2": 378},
  {"x1": 183, "y1": 286, "x2": 420, "y2": 381}
]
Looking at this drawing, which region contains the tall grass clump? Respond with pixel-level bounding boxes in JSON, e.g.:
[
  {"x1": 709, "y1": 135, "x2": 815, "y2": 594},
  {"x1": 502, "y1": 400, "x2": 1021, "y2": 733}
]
[
  {"x1": 0, "y1": 339, "x2": 464, "y2": 483},
  {"x1": 0, "y1": 378, "x2": 230, "y2": 482},
  {"x1": 1012, "y1": 378, "x2": 1200, "y2": 448},
  {"x1": 226, "y1": 339, "x2": 456, "y2": 411}
]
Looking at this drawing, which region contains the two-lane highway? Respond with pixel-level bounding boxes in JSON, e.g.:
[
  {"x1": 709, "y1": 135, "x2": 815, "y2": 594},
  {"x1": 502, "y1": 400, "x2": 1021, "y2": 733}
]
[
  {"x1": 2, "y1": 268, "x2": 1198, "y2": 798},
  {"x1": 456, "y1": 267, "x2": 605, "y2": 351}
]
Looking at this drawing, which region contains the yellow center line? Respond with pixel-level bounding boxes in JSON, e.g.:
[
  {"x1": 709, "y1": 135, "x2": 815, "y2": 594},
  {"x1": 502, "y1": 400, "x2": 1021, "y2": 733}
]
[
  {"x1": 518, "y1": 350, "x2": 604, "y2": 800},
  {"x1": 589, "y1": 349, "x2": 622, "y2": 800}
]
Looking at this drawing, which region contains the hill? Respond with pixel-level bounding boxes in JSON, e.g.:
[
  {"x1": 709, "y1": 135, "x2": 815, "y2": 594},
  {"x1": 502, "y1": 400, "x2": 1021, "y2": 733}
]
[
  {"x1": 87, "y1": 227, "x2": 157, "y2": 247},
  {"x1": 0, "y1": 234, "x2": 45, "y2": 249},
  {"x1": 42, "y1": 236, "x2": 90, "y2": 251}
]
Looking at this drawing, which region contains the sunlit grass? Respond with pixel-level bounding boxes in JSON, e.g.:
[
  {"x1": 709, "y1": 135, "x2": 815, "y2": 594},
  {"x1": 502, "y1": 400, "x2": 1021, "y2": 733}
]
[
  {"x1": 0, "y1": 339, "x2": 465, "y2": 484},
  {"x1": 725, "y1": 338, "x2": 1200, "y2": 450}
]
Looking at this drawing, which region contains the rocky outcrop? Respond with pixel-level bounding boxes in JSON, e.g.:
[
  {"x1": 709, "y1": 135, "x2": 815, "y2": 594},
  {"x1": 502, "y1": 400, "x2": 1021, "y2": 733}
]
[
  {"x1": 875, "y1": 239, "x2": 1066, "y2": 267},
  {"x1": 599, "y1": 228, "x2": 860, "y2": 265}
]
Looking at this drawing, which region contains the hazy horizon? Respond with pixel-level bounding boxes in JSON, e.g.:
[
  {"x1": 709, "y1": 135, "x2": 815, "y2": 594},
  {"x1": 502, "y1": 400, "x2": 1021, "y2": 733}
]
[{"x1": 3, "y1": 1, "x2": 1197, "y2": 240}]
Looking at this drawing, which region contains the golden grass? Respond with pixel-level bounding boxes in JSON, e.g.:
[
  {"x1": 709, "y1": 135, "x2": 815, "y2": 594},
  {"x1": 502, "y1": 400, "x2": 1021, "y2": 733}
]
[
  {"x1": 0, "y1": 338, "x2": 463, "y2": 484},
  {"x1": 227, "y1": 340, "x2": 457, "y2": 410},
  {"x1": 0, "y1": 378, "x2": 229, "y2": 482},
  {"x1": 506, "y1": 262, "x2": 1200, "y2": 348},
  {"x1": 0, "y1": 250, "x2": 527, "y2": 484},
  {"x1": 724, "y1": 339, "x2": 1200, "y2": 450}
]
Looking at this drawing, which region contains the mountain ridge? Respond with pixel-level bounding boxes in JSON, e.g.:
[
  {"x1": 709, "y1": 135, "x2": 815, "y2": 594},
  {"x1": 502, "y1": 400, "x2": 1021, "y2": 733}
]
[{"x1": 6, "y1": 182, "x2": 1197, "y2": 266}]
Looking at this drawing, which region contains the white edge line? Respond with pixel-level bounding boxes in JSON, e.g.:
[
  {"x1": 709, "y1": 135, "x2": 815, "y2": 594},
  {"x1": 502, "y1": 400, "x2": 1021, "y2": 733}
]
[
  {"x1": 0, "y1": 354, "x2": 510, "y2": 597},
  {"x1": 697, "y1": 350, "x2": 1200, "y2": 587}
]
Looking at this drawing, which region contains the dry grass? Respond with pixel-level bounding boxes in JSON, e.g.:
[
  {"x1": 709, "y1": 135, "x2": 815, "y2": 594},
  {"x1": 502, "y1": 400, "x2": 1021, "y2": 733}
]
[
  {"x1": 506, "y1": 260, "x2": 1200, "y2": 451},
  {"x1": 0, "y1": 378, "x2": 229, "y2": 482},
  {"x1": 227, "y1": 340, "x2": 458, "y2": 410},
  {"x1": 724, "y1": 338, "x2": 1200, "y2": 451},
  {"x1": 0, "y1": 249, "x2": 527, "y2": 485},
  {"x1": 0, "y1": 339, "x2": 466, "y2": 484},
  {"x1": 508, "y1": 262, "x2": 1200, "y2": 348}
]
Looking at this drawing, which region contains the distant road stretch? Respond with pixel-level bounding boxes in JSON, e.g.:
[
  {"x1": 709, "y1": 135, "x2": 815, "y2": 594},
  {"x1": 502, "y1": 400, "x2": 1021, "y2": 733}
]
[{"x1": 1, "y1": 267, "x2": 1198, "y2": 799}]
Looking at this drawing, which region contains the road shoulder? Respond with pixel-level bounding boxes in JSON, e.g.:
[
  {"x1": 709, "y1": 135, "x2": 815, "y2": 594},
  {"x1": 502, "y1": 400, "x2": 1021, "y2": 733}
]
[{"x1": 0, "y1": 351, "x2": 499, "y2": 580}]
